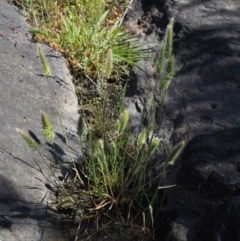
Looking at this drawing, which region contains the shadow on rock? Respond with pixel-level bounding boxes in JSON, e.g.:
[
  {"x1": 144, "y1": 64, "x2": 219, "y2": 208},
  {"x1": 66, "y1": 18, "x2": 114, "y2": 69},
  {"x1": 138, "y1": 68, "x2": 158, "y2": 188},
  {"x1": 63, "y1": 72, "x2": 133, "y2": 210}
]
[{"x1": 161, "y1": 128, "x2": 240, "y2": 241}]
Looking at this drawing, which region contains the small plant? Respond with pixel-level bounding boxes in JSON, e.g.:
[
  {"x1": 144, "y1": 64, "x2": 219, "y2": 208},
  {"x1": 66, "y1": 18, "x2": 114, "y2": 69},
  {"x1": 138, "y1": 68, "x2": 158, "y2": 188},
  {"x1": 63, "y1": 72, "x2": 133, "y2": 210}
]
[{"x1": 16, "y1": 19, "x2": 185, "y2": 240}]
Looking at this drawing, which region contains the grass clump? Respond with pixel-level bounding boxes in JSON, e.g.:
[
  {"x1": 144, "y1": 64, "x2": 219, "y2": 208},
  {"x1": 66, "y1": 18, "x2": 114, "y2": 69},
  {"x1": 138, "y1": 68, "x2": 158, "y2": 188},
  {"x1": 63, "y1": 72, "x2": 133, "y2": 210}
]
[
  {"x1": 16, "y1": 17, "x2": 185, "y2": 240},
  {"x1": 15, "y1": 0, "x2": 183, "y2": 239},
  {"x1": 17, "y1": 0, "x2": 147, "y2": 79}
]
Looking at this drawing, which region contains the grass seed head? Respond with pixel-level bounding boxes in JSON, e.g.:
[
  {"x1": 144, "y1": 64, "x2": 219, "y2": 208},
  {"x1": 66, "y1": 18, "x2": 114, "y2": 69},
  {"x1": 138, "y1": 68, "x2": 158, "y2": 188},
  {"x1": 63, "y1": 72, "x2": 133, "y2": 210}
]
[
  {"x1": 16, "y1": 128, "x2": 39, "y2": 151},
  {"x1": 77, "y1": 115, "x2": 85, "y2": 136},
  {"x1": 164, "y1": 18, "x2": 174, "y2": 59},
  {"x1": 41, "y1": 112, "x2": 55, "y2": 141},
  {"x1": 38, "y1": 45, "x2": 51, "y2": 77},
  {"x1": 118, "y1": 110, "x2": 129, "y2": 133},
  {"x1": 160, "y1": 56, "x2": 175, "y2": 90},
  {"x1": 137, "y1": 128, "x2": 146, "y2": 150},
  {"x1": 148, "y1": 137, "x2": 161, "y2": 156},
  {"x1": 105, "y1": 48, "x2": 113, "y2": 79}
]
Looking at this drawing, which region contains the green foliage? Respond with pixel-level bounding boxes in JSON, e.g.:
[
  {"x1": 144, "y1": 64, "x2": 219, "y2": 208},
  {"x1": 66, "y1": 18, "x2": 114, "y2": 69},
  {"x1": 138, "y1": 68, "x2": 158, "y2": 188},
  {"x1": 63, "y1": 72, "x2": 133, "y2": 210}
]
[
  {"x1": 21, "y1": 0, "x2": 148, "y2": 79},
  {"x1": 82, "y1": 108, "x2": 162, "y2": 206},
  {"x1": 16, "y1": 11, "x2": 184, "y2": 240}
]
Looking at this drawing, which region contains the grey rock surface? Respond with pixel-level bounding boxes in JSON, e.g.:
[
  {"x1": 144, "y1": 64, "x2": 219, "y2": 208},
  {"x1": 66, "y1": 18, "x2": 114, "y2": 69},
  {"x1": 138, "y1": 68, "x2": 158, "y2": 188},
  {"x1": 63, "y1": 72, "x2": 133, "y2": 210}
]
[
  {"x1": 163, "y1": 129, "x2": 240, "y2": 241},
  {"x1": 123, "y1": 0, "x2": 240, "y2": 240},
  {"x1": 125, "y1": 0, "x2": 240, "y2": 144},
  {"x1": 0, "y1": 1, "x2": 79, "y2": 240},
  {"x1": 164, "y1": 0, "x2": 240, "y2": 145}
]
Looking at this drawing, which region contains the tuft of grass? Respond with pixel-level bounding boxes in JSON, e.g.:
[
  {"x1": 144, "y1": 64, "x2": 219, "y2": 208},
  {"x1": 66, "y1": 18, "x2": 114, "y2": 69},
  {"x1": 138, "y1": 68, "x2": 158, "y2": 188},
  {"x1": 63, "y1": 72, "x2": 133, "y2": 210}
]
[
  {"x1": 16, "y1": 5, "x2": 183, "y2": 239},
  {"x1": 19, "y1": 0, "x2": 148, "y2": 79}
]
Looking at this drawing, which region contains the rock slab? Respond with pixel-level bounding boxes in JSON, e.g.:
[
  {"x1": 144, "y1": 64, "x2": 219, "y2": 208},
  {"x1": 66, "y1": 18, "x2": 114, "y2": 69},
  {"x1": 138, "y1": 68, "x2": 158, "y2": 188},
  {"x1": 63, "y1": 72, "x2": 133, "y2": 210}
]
[
  {"x1": 0, "y1": 1, "x2": 79, "y2": 240},
  {"x1": 123, "y1": 0, "x2": 240, "y2": 240},
  {"x1": 163, "y1": 128, "x2": 240, "y2": 241}
]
